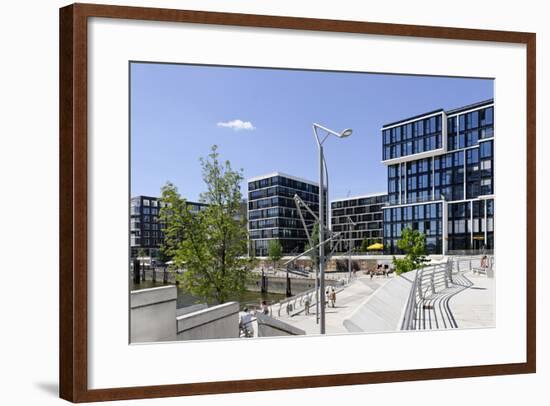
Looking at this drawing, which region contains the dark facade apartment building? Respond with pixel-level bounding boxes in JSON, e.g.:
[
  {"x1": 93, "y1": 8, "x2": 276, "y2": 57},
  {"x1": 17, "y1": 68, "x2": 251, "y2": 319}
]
[
  {"x1": 381, "y1": 99, "x2": 495, "y2": 254},
  {"x1": 330, "y1": 193, "x2": 387, "y2": 253},
  {"x1": 247, "y1": 172, "x2": 326, "y2": 257},
  {"x1": 130, "y1": 195, "x2": 207, "y2": 258}
]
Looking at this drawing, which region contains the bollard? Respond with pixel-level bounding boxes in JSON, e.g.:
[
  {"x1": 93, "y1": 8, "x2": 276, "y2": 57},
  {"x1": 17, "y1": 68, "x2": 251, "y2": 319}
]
[
  {"x1": 286, "y1": 273, "x2": 292, "y2": 297},
  {"x1": 133, "y1": 259, "x2": 141, "y2": 284},
  {"x1": 261, "y1": 271, "x2": 267, "y2": 294}
]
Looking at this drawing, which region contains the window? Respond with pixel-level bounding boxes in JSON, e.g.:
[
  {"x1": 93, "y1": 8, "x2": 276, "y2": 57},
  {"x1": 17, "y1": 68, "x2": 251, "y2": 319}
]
[
  {"x1": 481, "y1": 107, "x2": 494, "y2": 126},
  {"x1": 428, "y1": 117, "x2": 436, "y2": 133},
  {"x1": 481, "y1": 159, "x2": 492, "y2": 172},
  {"x1": 417, "y1": 120, "x2": 424, "y2": 136},
  {"x1": 466, "y1": 130, "x2": 479, "y2": 146},
  {"x1": 383, "y1": 130, "x2": 390, "y2": 144},
  {"x1": 459, "y1": 115, "x2": 466, "y2": 131},
  {"x1": 405, "y1": 123, "x2": 413, "y2": 140},
  {"x1": 481, "y1": 178, "x2": 493, "y2": 195},
  {"x1": 467, "y1": 111, "x2": 479, "y2": 129},
  {"x1": 480, "y1": 141, "x2": 493, "y2": 158},
  {"x1": 466, "y1": 148, "x2": 479, "y2": 164}
]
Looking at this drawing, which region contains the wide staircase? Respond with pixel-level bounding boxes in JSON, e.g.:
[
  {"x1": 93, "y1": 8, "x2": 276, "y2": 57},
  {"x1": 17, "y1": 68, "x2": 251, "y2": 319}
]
[{"x1": 401, "y1": 256, "x2": 491, "y2": 331}]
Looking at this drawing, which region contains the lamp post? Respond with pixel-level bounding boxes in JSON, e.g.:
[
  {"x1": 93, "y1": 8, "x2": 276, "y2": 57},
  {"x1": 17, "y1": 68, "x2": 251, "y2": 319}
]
[
  {"x1": 312, "y1": 123, "x2": 352, "y2": 334},
  {"x1": 441, "y1": 193, "x2": 448, "y2": 255},
  {"x1": 346, "y1": 215, "x2": 357, "y2": 282}
]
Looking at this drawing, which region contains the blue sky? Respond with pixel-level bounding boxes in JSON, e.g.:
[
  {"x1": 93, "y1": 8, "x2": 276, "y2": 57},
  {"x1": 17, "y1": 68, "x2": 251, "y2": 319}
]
[{"x1": 130, "y1": 63, "x2": 493, "y2": 202}]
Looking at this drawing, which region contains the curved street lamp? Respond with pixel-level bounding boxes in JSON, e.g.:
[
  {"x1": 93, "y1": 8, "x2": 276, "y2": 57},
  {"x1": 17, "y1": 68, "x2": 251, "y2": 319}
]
[{"x1": 312, "y1": 123, "x2": 353, "y2": 334}]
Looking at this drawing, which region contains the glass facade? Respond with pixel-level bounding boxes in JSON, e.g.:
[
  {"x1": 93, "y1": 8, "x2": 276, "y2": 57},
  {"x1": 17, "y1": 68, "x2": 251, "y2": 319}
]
[
  {"x1": 330, "y1": 194, "x2": 387, "y2": 252},
  {"x1": 382, "y1": 100, "x2": 494, "y2": 255},
  {"x1": 130, "y1": 195, "x2": 207, "y2": 258},
  {"x1": 247, "y1": 173, "x2": 326, "y2": 257},
  {"x1": 383, "y1": 202, "x2": 443, "y2": 254},
  {"x1": 382, "y1": 112, "x2": 444, "y2": 161},
  {"x1": 447, "y1": 198, "x2": 494, "y2": 252}
]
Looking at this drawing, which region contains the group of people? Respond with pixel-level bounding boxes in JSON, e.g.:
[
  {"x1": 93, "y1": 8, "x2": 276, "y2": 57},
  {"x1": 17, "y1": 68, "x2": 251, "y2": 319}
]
[
  {"x1": 238, "y1": 300, "x2": 270, "y2": 338},
  {"x1": 239, "y1": 288, "x2": 340, "y2": 338},
  {"x1": 369, "y1": 264, "x2": 391, "y2": 279},
  {"x1": 325, "y1": 286, "x2": 337, "y2": 308}
]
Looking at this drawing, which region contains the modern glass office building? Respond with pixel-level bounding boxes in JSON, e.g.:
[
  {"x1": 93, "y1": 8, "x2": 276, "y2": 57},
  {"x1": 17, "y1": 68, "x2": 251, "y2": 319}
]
[
  {"x1": 247, "y1": 172, "x2": 326, "y2": 257},
  {"x1": 130, "y1": 195, "x2": 207, "y2": 258},
  {"x1": 330, "y1": 193, "x2": 387, "y2": 253},
  {"x1": 381, "y1": 99, "x2": 494, "y2": 254}
]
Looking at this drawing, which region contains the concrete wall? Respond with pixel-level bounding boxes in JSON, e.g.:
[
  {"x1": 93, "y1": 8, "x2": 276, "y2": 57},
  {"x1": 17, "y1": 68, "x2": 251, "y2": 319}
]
[
  {"x1": 343, "y1": 271, "x2": 417, "y2": 333},
  {"x1": 130, "y1": 285, "x2": 177, "y2": 343},
  {"x1": 176, "y1": 304, "x2": 208, "y2": 317},
  {"x1": 256, "y1": 313, "x2": 306, "y2": 337},
  {"x1": 176, "y1": 302, "x2": 239, "y2": 341}
]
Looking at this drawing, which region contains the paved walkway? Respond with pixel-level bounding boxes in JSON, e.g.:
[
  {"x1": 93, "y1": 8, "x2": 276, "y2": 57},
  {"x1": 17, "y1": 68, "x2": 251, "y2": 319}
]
[
  {"x1": 276, "y1": 276, "x2": 393, "y2": 335},
  {"x1": 263, "y1": 267, "x2": 495, "y2": 336},
  {"x1": 447, "y1": 271, "x2": 495, "y2": 329},
  {"x1": 414, "y1": 271, "x2": 495, "y2": 330}
]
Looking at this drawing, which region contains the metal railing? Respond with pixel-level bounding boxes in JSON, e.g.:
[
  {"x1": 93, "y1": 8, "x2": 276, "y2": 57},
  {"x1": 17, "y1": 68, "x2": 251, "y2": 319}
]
[
  {"x1": 448, "y1": 255, "x2": 494, "y2": 276},
  {"x1": 268, "y1": 276, "x2": 353, "y2": 318},
  {"x1": 400, "y1": 255, "x2": 495, "y2": 330},
  {"x1": 271, "y1": 287, "x2": 317, "y2": 317},
  {"x1": 400, "y1": 260, "x2": 453, "y2": 330}
]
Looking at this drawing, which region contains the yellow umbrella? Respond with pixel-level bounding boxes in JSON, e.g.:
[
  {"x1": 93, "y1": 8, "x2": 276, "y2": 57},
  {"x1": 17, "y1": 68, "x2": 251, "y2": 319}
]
[{"x1": 367, "y1": 242, "x2": 384, "y2": 250}]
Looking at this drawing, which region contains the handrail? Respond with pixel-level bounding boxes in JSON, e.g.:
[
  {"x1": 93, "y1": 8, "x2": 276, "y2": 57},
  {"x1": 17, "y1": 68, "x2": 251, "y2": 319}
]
[
  {"x1": 400, "y1": 260, "x2": 452, "y2": 330},
  {"x1": 400, "y1": 255, "x2": 494, "y2": 331},
  {"x1": 268, "y1": 275, "x2": 353, "y2": 318}
]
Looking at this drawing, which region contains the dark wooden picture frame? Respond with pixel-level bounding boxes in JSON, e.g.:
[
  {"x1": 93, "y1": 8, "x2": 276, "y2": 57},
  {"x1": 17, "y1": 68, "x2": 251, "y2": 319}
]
[{"x1": 59, "y1": 3, "x2": 536, "y2": 402}]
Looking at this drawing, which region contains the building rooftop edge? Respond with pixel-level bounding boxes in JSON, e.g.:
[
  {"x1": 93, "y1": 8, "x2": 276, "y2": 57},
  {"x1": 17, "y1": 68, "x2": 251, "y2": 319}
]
[
  {"x1": 445, "y1": 98, "x2": 494, "y2": 115},
  {"x1": 131, "y1": 195, "x2": 206, "y2": 205},
  {"x1": 331, "y1": 192, "x2": 387, "y2": 203},
  {"x1": 382, "y1": 108, "x2": 444, "y2": 129},
  {"x1": 247, "y1": 171, "x2": 320, "y2": 187},
  {"x1": 382, "y1": 98, "x2": 494, "y2": 128}
]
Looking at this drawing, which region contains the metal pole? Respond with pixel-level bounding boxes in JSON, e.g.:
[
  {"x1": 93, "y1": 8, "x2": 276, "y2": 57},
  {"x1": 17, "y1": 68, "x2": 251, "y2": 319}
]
[
  {"x1": 315, "y1": 267, "x2": 319, "y2": 324},
  {"x1": 348, "y1": 219, "x2": 352, "y2": 282},
  {"x1": 319, "y1": 144, "x2": 326, "y2": 334}
]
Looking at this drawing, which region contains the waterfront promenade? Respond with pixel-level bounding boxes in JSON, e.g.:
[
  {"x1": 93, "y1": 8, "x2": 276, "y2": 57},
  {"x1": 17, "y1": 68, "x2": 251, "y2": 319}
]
[
  {"x1": 268, "y1": 265, "x2": 495, "y2": 335},
  {"x1": 274, "y1": 275, "x2": 392, "y2": 334}
]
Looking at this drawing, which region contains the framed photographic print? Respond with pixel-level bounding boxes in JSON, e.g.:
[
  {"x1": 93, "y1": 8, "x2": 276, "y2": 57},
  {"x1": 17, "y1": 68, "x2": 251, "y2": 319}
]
[{"x1": 59, "y1": 3, "x2": 536, "y2": 402}]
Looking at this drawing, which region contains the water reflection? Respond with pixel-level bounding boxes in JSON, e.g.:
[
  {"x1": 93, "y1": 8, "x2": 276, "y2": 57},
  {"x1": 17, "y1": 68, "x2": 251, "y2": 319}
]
[{"x1": 130, "y1": 280, "x2": 288, "y2": 310}]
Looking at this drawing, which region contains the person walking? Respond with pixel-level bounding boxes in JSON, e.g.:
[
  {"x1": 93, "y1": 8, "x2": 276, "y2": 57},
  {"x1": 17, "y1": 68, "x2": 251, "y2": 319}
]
[
  {"x1": 480, "y1": 255, "x2": 488, "y2": 269},
  {"x1": 238, "y1": 307, "x2": 254, "y2": 338},
  {"x1": 329, "y1": 287, "x2": 336, "y2": 308},
  {"x1": 260, "y1": 300, "x2": 269, "y2": 315},
  {"x1": 304, "y1": 295, "x2": 311, "y2": 315}
]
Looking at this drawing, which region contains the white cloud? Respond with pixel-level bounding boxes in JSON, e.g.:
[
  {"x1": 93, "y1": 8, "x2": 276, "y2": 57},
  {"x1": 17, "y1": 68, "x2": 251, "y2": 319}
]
[{"x1": 216, "y1": 119, "x2": 256, "y2": 131}]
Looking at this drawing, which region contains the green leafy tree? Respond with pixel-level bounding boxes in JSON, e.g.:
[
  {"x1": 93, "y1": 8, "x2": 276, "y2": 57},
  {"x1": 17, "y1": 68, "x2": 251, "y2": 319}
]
[
  {"x1": 267, "y1": 240, "x2": 283, "y2": 269},
  {"x1": 157, "y1": 247, "x2": 170, "y2": 264},
  {"x1": 304, "y1": 223, "x2": 320, "y2": 270},
  {"x1": 159, "y1": 145, "x2": 253, "y2": 303},
  {"x1": 392, "y1": 227, "x2": 429, "y2": 275},
  {"x1": 360, "y1": 239, "x2": 370, "y2": 253},
  {"x1": 137, "y1": 248, "x2": 147, "y2": 258}
]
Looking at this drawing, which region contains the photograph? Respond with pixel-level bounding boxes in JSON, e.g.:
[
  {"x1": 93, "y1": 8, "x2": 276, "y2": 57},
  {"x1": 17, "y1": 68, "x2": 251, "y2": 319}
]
[{"x1": 128, "y1": 62, "x2": 496, "y2": 343}]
